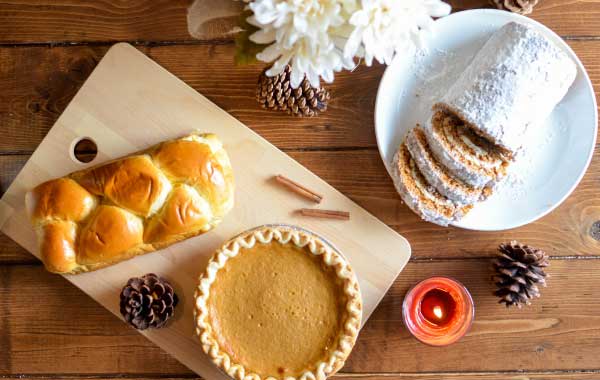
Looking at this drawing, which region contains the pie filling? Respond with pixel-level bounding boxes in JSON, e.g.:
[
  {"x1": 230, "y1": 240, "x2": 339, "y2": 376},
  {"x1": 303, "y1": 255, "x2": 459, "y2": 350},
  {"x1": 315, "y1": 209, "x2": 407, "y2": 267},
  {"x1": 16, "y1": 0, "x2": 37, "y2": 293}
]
[{"x1": 207, "y1": 240, "x2": 347, "y2": 378}]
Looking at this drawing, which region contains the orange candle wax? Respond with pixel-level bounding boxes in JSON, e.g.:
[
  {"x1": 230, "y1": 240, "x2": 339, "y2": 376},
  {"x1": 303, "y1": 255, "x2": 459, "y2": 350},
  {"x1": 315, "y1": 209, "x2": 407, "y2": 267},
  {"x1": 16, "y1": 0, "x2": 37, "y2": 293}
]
[{"x1": 402, "y1": 277, "x2": 474, "y2": 346}]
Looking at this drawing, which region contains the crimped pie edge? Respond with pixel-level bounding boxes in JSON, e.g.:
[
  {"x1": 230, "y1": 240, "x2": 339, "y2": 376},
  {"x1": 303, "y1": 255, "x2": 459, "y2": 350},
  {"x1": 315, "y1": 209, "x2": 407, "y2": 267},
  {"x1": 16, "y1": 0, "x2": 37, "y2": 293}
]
[{"x1": 194, "y1": 225, "x2": 363, "y2": 380}]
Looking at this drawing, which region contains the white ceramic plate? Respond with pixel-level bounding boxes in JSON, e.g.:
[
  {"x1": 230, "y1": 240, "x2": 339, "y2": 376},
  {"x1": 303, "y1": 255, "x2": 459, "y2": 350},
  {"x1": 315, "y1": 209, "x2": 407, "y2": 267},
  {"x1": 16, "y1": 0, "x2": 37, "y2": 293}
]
[{"x1": 375, "y1": 9, "x2": 597, "y2": 231}]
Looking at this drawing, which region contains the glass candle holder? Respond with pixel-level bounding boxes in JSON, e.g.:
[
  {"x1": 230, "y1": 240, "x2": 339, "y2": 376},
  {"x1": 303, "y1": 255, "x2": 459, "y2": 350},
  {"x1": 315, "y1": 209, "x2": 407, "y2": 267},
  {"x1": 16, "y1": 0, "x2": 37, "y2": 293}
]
[{"x1": 402, "y1": 276, "x2": 474, "y2": 346}]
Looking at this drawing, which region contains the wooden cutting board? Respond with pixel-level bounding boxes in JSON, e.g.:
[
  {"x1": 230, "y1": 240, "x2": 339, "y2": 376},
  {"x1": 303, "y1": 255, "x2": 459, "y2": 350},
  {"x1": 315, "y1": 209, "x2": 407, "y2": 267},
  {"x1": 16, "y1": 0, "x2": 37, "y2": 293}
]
[{"x1": 0, "y1": 43, "x2": 411, "y2": 379}]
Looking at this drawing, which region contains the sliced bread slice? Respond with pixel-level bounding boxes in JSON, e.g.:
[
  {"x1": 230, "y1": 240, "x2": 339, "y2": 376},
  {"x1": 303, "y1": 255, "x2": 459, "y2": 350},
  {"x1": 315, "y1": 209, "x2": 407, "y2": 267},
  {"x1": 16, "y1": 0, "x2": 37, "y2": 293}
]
[
  {"x1": 425, "y1": 111, "x2": 509, "y2": 188},
  {"x1": 391, "y1": 143, "x2": 472, "y2": 227},
  {"x1": 406, "y1": 126, "x2": 488, "y2": 205}
]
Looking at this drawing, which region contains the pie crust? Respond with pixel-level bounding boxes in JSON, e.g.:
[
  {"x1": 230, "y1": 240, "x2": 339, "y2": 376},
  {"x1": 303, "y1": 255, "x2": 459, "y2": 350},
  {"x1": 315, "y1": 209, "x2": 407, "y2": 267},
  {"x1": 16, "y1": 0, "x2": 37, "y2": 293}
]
[{"x1": 194, "y1": 225, "x2": 362, "y2": 380}]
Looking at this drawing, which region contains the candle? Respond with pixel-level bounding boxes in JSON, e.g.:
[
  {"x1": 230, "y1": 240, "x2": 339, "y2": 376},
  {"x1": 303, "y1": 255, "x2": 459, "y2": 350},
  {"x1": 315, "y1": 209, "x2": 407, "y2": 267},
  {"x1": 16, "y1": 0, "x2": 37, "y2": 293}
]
[
  {"x1": 402, "y1": 277, "x2": 474, "y2": 346},
  {"x1": 420, "y1": 288, "x2": 456, "y2": 326}
]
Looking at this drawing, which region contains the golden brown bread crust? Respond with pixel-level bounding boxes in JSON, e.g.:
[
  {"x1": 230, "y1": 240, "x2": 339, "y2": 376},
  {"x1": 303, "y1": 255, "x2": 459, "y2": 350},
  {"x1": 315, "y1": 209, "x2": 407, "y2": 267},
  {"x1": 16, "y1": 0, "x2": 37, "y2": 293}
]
[
  {"x1": 72, "y1": 155, "x2": 172, "y2": 217},
  {"x1": 152, "y1": 140, "x2": 233, "y2": 217},
  {"x1": 144, "y1": 185, "x2": 212, "y2": 244},
  {"x1": 25, "y1": 178, "x2": 97, "y2": 222},
  {"x1": 25, "y1": 132, "x2": 234, "y2": 274},
  {"x1": 38, "y1": 221, "x2": 78, "y2": 273},
  {"x1": 78, "y1": 205, "x2": 145, "y2": 265}
]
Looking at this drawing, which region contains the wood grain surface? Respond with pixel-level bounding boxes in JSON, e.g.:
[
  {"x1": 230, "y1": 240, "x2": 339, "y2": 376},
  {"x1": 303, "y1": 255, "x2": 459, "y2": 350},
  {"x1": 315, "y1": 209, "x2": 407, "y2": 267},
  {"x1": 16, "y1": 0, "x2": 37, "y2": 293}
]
[
  {"x1": 2, "y1": 40, "x2": 599, "y2": 152},
  {"x1": 1, "y1": 0, "x2": 600, "y2": 43},
  {"x1": 0, "y1": 42, "x2": 412, "y2": 380},
  {"x1": 1, "y1": 42, "x2": 599, "y2": 261},
  {"x1": 2, "y1": 259, "x2": 600, "y2": 375},
  {"x1": 3, "y1": 376, "x2": 600, "y2": 380},
  {"x1": 1, "y1": 1, "x2": 599, "y2": 380}
]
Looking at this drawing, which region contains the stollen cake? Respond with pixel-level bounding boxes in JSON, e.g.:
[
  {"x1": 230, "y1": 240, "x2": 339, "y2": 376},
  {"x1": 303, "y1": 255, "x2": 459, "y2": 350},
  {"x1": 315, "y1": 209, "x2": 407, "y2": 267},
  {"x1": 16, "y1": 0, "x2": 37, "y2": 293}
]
[
  {"x1": 435, "y1": 21, "x2": 577, "y2": 155},
  {"x1": 391, "y1": 143, "x2": 472, "y2": 226},
  {"x1": 405, "y1": 126, "x2": 487, "y2": 205}
]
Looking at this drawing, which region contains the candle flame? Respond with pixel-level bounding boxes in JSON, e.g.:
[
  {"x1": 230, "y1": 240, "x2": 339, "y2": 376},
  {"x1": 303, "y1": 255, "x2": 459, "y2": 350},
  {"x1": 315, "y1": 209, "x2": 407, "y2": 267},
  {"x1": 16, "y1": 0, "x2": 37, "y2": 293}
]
[{"x1": 433, "y1": 305, "x2": 443, "y2": 320}]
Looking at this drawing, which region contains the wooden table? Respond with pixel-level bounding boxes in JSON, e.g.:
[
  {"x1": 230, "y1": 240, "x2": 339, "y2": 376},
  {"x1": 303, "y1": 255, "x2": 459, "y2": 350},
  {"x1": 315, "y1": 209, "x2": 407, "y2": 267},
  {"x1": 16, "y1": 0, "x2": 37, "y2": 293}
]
[{"x1": 0, "y1": 1, "x2": 599, "y2": 379}]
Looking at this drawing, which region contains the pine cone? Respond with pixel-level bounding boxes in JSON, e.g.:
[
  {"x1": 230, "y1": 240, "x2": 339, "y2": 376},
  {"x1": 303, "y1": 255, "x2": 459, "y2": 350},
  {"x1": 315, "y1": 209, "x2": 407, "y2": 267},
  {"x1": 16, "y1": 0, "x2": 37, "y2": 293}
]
[
  {"x1": 493, "y1": 241, "x2": 549, "y2": 308},
  {"x1": 490, "y1": 0, "x2": 539, "y2": 15},
  {"x1": 119, "y1": 273, "x2": 179, "y2": 330},
  {"x1": 256, "y1": 65, "x2": 330, "y2": 117}
]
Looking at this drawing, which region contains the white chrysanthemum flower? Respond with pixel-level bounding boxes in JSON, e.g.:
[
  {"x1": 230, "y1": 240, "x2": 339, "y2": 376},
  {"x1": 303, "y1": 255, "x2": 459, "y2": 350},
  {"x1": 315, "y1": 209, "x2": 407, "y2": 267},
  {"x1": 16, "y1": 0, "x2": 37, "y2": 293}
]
[
  {"x1": 248, "y1": 0, "x2": 356, "y2": 88},
  {"x1": 344, "y1": 0, "x2": 451, "y2": 66}
]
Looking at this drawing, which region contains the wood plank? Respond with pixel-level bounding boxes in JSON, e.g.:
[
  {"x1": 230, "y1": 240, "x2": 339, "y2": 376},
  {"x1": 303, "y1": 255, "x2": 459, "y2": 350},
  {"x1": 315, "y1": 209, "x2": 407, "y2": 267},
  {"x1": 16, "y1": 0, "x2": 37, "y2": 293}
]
[
  {"x1": 1, "y1": 1, "x2": 600, "y2": 44},
  {"x1": 0, "y1": 38, "x2": 598, "y2": 151},
  {"x1": 0, "y1": 265, "x2": 188, "y2": 375},
  {"x1": 343, "y1": 374, "x2": 600, "y2": 380},
  {"x1": 1, "y1": 31, "x2": 599, "y2": 262},
  {"x1": 353, "y1": 259, "x2": 600, "y2": 372},
  {"x1": 0, "y1": 0, "x2": 194, "y2": 43},
  {"x1": 2, "y1": 374, "x2": 600, "y2": 380},
  {"x1": 1, "y1": 259, "x2": 600, "y2": 374},
  {"x1": 0, "y1": 156, "x2": 33, "y2": 263},
  {"x1": 457, "y1": 0, "x2": 600, "y2": 37},
  {"x1": 2, "y1": 143, "x2": 600, "y2": 264},
  {"x1": 0, "y1": 234, "x2": 32, "y2": 263},
  {"x1": 0, "y1": 44, "x2": 381, "y2": 152},
  {"x1": 497, "y1": 0, "x2": 600, "y2": 37}
]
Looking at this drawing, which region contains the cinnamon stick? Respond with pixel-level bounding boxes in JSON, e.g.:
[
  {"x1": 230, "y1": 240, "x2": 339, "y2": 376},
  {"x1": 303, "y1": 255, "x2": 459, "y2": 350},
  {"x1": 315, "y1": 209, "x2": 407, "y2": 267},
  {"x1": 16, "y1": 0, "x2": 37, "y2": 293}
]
[
  {"x1": 299, "y1": 208, "x2": 350, "y2": 220},
  {"x1": 274, "y1": 175, "x2": 323, "y2": 203}
]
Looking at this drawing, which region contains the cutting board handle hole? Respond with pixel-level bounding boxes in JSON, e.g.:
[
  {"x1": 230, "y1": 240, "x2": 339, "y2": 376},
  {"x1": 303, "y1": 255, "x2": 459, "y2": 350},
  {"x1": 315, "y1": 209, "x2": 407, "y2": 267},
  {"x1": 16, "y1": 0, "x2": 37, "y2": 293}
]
[{"x1": 70, "y1": 137, "x2": 98, "y2": 164}]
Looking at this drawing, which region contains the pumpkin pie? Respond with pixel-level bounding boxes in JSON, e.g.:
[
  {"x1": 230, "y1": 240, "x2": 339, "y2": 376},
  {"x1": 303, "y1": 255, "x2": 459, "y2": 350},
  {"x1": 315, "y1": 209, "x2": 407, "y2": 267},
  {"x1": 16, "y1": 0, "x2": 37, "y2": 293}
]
[{"x1": 194, "y1": 225, "x2": 362, "y2": 380}]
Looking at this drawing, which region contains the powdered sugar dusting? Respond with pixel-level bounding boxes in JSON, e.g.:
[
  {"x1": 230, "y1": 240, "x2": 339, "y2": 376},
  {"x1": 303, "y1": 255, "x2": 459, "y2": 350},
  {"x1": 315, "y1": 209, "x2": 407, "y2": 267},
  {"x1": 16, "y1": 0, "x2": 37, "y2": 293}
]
[
  {"x1": 494, "y1": 105, "x2": 570, "y2": 202},
  {"x1": 439, "y1": 22, "x2": 577, "y2": 153}
]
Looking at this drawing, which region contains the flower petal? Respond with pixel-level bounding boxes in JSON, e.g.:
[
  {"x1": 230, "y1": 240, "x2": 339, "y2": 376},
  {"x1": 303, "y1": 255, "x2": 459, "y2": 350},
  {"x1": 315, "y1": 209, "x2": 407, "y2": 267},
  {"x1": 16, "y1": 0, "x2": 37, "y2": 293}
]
[
  {"x1": 249, "y1": 28, "x2": 276, "y2": 44},
  {"x1": 256, "y1": 43, "x2": 283, "y2": 62},
  {"x1": 343, "y1": 27, "x2": 363, "y2": 59},
  {"x1": 290, "y1": 64, "x2": 304, "y2": 88}
]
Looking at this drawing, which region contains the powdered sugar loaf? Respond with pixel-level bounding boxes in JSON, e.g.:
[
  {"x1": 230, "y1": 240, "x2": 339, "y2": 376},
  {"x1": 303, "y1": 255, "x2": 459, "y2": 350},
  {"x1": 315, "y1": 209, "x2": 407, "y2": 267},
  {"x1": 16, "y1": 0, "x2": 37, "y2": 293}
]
[{"x1": 434, "y1": 22, "x2": 577, "y2": 154}]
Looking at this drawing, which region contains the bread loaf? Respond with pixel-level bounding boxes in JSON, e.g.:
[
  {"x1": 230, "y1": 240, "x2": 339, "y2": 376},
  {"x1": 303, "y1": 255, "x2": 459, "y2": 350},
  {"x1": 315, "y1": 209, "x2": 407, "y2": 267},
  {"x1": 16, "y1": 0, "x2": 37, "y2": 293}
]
[{"x1": 25, "y1": 132, "x2": 234, "y2": 274}]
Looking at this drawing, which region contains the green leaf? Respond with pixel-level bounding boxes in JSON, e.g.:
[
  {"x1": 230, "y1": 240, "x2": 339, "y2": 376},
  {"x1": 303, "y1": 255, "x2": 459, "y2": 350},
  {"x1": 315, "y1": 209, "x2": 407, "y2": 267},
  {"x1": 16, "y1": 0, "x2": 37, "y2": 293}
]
[{"x1": 234, "y1": 10, "x2": 268, "y2": 65}]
